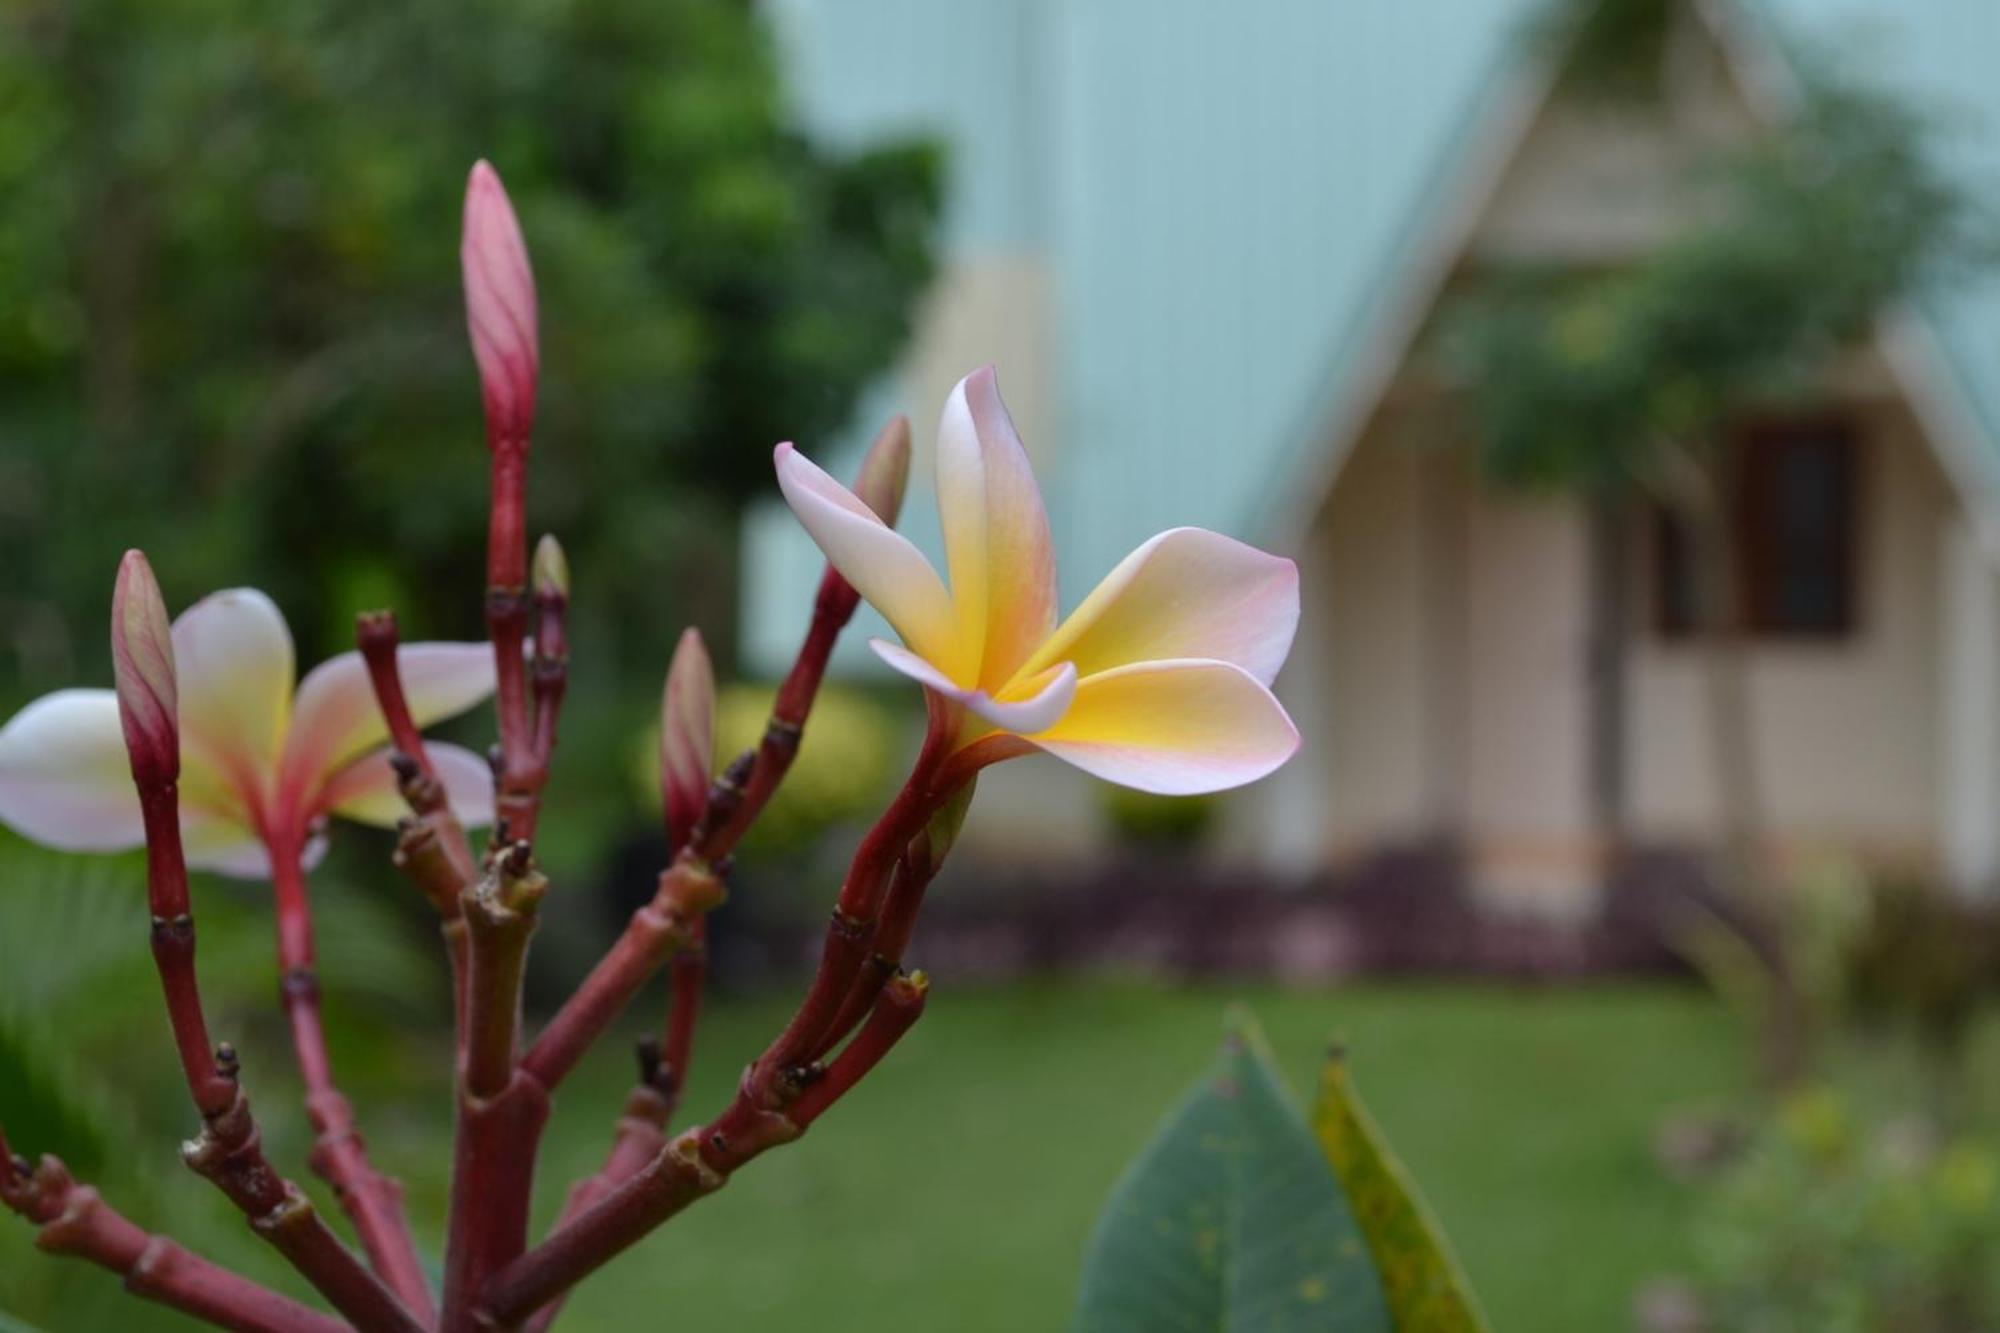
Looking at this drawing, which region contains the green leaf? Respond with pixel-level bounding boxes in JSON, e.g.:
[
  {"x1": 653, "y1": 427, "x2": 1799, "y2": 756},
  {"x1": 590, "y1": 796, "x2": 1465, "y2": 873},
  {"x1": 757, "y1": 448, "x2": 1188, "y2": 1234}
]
[
  {"x1": 1312, "y1": 1050, "x2": 1489, "y2": 1333},
  {"x1": 1072, "y1": 1008, "x2": 1390, "y2": 1332}
]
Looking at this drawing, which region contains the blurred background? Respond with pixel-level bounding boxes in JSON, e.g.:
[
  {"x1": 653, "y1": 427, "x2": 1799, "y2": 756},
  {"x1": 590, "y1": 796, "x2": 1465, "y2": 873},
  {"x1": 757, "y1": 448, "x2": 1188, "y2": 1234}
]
[{"x1": 9, "y1": 0, "x2": 2000, "y2": 1328}]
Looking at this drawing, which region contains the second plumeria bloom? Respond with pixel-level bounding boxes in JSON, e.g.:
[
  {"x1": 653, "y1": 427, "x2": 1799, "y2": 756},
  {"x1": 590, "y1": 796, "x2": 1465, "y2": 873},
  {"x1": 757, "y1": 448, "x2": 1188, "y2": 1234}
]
[
  {"x1": 775, "y1": 367, "x2": 1300, "y2": 794},
  {"x1": 0, "y1": 588, "x2": 496, "y2": 877}
]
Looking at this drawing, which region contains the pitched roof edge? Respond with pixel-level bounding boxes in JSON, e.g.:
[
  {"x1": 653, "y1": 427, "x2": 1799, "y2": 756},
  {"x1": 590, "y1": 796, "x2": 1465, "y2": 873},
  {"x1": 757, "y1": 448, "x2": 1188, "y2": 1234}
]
[
  {"x1": 1248, "y1": 15, "x2": 1564, "y2": 552},
  {"x1": 1252, "y1": 0, "x2": 2000, "y2": 550}
]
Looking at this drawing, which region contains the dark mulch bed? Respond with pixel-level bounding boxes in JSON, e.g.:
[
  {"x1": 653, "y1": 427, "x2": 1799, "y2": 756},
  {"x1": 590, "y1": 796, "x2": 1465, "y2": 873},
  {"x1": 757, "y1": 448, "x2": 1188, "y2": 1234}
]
[{"x1": 686, "y1": 841, "x2": 1716, "y2": 988}]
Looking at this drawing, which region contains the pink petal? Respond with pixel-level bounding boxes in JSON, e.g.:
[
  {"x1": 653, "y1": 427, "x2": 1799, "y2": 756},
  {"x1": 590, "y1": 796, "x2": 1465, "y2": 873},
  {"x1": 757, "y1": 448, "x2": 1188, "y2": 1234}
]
[
  {"x1": 775, "y1": 442, "x2": 965, "y2": 676},
  {"x1": 869, "y1": 639, "x2": 1077, "y2": 735},
  {"x1": 935, "y1": 367, "x2": 1058, "y2": 686},
  {"x1": 111, "y1": 551, "x2": 178, "y2": 785},
  {"x1": 1027, "y1": 658, "x2": 1300, "y2": 795},
  {"x1": 1018, "y1": 528, "x2": 1299, "y2": 687},
  {"x1": 322, "y1": 742, "x2": 496, "y2": 829},
  {"x1": 463, "y1": 160, "x2": 539, "y2": 439},
  {"x1": 282, "y1": 642, "x2": 495, "y2": 813}
]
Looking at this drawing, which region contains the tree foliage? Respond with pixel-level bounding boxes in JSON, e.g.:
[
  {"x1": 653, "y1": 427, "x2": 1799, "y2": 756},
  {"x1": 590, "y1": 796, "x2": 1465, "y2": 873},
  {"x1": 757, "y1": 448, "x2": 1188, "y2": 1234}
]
[
  {"x1": 0, "y1": 0, "x2": 943, "y2": 693},
  {"x1": 1449, "y1": 66, "x2": 1991, "y2": 491}
]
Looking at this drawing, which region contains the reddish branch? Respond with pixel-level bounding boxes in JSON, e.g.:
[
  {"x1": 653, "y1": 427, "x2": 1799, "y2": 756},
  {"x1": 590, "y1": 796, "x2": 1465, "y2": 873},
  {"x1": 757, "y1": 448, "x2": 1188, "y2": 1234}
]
[
  {"x1": 818, "y1": 833, "x2": 942, "y2": 1057},
  {"x1": 730, "y1": 717, "x2": 956, "y2": 1108},
  {"x1": 359, "y1": 609, "x2": 479, "y2": 1036},
  {"x1": 486, "y1": 723, "x2": 984, "y2": 1325},
  {"x1": 439, "y1": 842, "x2": 549, "y2": 1333},
  {"x1": 267, "y1": 837, "x2": 435, "y2": 1321},
  {"x1": 113, "y1": 551, "x2": 425, "y2": 1333},
  {"x1": 1, "y1": 1134, "x2": 348, "y2": 1333},
  {"x1": 478, "y1": 972, "x2": 931, "y2": 1324},
  {"x1": 523, "y1": 922, "x2": 707, "y2": 1333},
  {"x1": 519, "y1": 856, "x2": 724, "y2": 1095}
]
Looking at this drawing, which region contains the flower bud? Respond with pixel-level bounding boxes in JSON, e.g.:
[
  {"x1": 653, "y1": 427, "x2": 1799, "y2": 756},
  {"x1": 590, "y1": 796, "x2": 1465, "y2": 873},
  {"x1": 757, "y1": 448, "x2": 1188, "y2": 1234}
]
[
  {"x1": 853, "y1": 414, "x2": 911, "y2": 525},
  {"x1": 532, "y1": 533, "x2": 570, "y2": 602},
  {"x1": 110, "y1": 550, "x2": 179, "y2": 786},
  {"x1": 462, "y1": 159, "x2": 539, "y2": 445},
  {"x1": 660, "y1": 628, "x2": 716, "y2": 845}
]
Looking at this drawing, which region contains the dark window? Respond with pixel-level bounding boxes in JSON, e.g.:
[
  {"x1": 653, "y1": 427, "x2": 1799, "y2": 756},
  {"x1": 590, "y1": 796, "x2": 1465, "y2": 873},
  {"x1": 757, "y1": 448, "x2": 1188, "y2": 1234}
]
[{"x1": 1655, "y1": 418, "x2": 1857, "y2": 639}]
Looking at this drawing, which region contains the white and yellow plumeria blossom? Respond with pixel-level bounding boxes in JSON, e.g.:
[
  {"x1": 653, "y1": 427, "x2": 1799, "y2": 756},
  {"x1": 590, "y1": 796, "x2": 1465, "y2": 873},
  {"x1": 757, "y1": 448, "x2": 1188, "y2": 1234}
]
[
  {"x1": 775, "y1": 367, "x2": 1300, "y2": 795},
  {"x1": 0, "y1": 588, "x2": 496, "y2": 877}
]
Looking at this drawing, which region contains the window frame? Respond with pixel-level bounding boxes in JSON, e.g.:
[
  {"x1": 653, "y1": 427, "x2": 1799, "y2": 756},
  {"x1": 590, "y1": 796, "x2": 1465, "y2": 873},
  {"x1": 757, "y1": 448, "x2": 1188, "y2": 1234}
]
[{"x1": 1651, "y1": 413, "x2": 1860, "y2": 643}]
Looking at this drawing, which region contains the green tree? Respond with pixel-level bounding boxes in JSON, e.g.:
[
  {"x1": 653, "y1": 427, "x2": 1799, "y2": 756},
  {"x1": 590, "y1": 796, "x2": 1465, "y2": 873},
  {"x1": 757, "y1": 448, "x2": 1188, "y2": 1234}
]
[
  {"x1": 0, "y1": 0, "x2": 942, "y2": 696},
  {"x1": 1450, "y1": 3, "x2": 1991, "y2": 1083}
]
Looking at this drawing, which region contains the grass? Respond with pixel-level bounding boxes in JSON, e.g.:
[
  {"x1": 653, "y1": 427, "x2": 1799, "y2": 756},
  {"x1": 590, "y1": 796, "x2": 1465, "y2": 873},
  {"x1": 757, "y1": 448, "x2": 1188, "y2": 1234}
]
[
  {"x1": 488, "y1": 980, "x2": 1738, "y2": 1331},
  {"x1": 2, "y1": 977, "x2": 1746, "y2": 1331}
]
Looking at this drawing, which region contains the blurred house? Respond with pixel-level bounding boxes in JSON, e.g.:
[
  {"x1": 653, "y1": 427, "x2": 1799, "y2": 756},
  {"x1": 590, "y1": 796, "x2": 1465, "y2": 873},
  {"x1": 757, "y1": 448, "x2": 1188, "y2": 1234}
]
[{"x1": 743, "y1": 0, "x2": 2000, "y2": 906}]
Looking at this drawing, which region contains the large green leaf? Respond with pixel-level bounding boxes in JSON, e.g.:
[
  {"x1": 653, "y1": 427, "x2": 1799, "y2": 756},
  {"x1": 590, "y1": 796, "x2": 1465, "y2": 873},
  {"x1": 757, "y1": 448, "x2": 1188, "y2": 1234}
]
[
  {"x1": 1312, "y1": 1050, "x2": 1488, "y2": 1333},
  {"x1": 1072, "y1": 1010, "x2": 1390, "y2": 1333}
]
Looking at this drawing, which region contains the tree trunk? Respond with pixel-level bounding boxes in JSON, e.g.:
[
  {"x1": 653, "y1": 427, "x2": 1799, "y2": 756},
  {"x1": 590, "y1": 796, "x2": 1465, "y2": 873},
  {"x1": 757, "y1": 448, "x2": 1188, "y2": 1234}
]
[
  {"x1": 1680, "y1": 445, "x2": 1808, "y2": 1088},
  {"x1": 1586, "y1": 489, "x2": 1630, "y2": 841}
]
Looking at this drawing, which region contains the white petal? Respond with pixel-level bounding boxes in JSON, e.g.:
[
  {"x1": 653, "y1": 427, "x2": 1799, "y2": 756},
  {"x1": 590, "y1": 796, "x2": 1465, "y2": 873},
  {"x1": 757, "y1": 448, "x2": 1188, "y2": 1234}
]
[
  {"x1": 1027, "y1": 658, "x2": 1300, "y2": 795},
  {"x1": 170, "y1": 588, "x2": 295, "y2": 798},
  {"x1": 1018, "y1": 528, "x2": 1299, "y2": 688},
  {"x1": 869, "y1": 639, "x2": 1077, "y2": 735},
  {"x1": 322, "y1": 742, "x2": 496, "y2": 830},
  {"x1": 0, "y1": 690, "x2": 145, "y2": 852},
  {"x1": 774, "y1": 443, "x2": 966, "y2": 677},
  {"x1": 935, "y1": 368, "x2": 1058, "y2": 686},
  {"x1": 281, "y1": 643, "x2": 495, "y2": 807}
]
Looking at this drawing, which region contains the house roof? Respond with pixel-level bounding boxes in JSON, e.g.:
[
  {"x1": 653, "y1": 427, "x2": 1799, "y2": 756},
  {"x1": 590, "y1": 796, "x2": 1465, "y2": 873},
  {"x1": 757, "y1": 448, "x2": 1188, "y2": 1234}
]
[{"x1": 744, "y1": 0, "x2": 2000, "y2": 674}]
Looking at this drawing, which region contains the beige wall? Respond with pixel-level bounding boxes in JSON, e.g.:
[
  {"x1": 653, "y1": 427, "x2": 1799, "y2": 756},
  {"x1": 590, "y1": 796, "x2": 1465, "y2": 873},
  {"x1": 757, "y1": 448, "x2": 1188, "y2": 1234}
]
[
  {"x1": 1295, "y1": 399, "x2": 1961, "y2": 882},
  {"x1": 1299, "y1": 415, "x2": 1597, "y2": 889}
]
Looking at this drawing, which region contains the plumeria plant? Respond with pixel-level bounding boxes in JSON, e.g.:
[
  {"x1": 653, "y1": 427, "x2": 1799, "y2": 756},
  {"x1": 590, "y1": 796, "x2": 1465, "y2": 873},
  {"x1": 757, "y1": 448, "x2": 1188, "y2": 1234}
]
[{"x1": 0, "y1": 160, "x2": 1320, "y2": 1332}]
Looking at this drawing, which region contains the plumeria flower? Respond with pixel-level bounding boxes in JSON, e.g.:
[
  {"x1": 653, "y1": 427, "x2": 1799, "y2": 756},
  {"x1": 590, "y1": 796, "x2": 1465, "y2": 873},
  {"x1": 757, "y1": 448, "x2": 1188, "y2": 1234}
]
[
  {"x1": 774, "y1": 367, "x2": 1300, "y2": 794},
  {"x1": 0, "y1": 588, "x2": 495, "y2": 877}
]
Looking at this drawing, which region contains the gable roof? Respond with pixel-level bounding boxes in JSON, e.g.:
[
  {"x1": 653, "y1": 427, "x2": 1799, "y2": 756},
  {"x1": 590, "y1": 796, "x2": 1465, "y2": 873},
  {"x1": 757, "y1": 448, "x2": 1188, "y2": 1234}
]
[{"x1": 744, "y1": 0, "x2": 2000, "y2": 673}]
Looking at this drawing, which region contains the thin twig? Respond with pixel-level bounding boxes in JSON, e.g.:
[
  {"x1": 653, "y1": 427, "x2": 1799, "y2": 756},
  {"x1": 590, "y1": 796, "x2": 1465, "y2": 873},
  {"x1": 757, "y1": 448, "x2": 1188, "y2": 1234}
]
[
  {"x1": 477, "y1": 973, "x2": 931, "y2": 1325},
  {"x1": 1, "y1": 1138, "x2": 349, "y2": 1333},
  {"x1": 267, "y1": 835, "x2": 435, "y2": 1320},
  {"x1": 114, "y1": 553, "x2": 424, "y2": 1333}
]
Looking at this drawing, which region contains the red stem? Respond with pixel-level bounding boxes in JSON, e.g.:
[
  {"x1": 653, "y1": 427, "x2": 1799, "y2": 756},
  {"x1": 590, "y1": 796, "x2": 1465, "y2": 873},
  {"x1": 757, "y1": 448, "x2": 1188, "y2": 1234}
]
[
  {"x1": 816, "y1": 835, "x2": 938, "y2": 1057},
  {"x1": 362, "y1": 611, "x2": 480, "y2": 1052},
  {"x1": 439, "y1": 842, "x2": 549, "y2": 1333},
  {"x1": 268, "y1": 838, "x2": 435, "y2": 1321},
  {"x1": 519, "y1": 860, "x2": 719, "y2": 1091},
  {"x1": 2, "y1": 1142, "x2": 349, "y2": 1333},
  {"x1": 132, "y1": 777, "x2": 424, "y2": 1332},
  {"x1": 737, "y1": 721, "x2": 954, "y2": 1099},
  {"x1": 695, "y1": 569, "x2": 856, "y2": 859},
  {"x1": 520, "y1": 926, "x2": 703, "y2": 1333},
  {"x1": 475, "y1": 973, "x2": 930, "y2": 1325}
]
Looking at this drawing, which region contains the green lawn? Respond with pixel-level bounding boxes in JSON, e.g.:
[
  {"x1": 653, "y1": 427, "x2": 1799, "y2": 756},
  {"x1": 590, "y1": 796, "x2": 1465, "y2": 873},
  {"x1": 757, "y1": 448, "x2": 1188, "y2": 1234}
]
[
  {"x1": 2, "y1": 980, "x2": 1743, "y2": 1331},
  {"x1": 485, "y1": 981, "x2": 1738, "y2": 1331}
]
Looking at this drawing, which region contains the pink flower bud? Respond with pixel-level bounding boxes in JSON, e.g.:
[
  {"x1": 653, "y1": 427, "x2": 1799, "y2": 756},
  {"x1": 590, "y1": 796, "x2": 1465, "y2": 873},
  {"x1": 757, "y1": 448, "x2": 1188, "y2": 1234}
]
[
  {"x1": 660, "y1": 628, "x2": 716, "y2": 846},
  {"x1": 853, "y1": 414, "x2": 912, "y2": 525},
  {"x1": 110, "y1": 550, "x2": 178, "y2": 786},
  {"x1": 462, "y1": 159, "x2": 539, "y2": 446}
]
